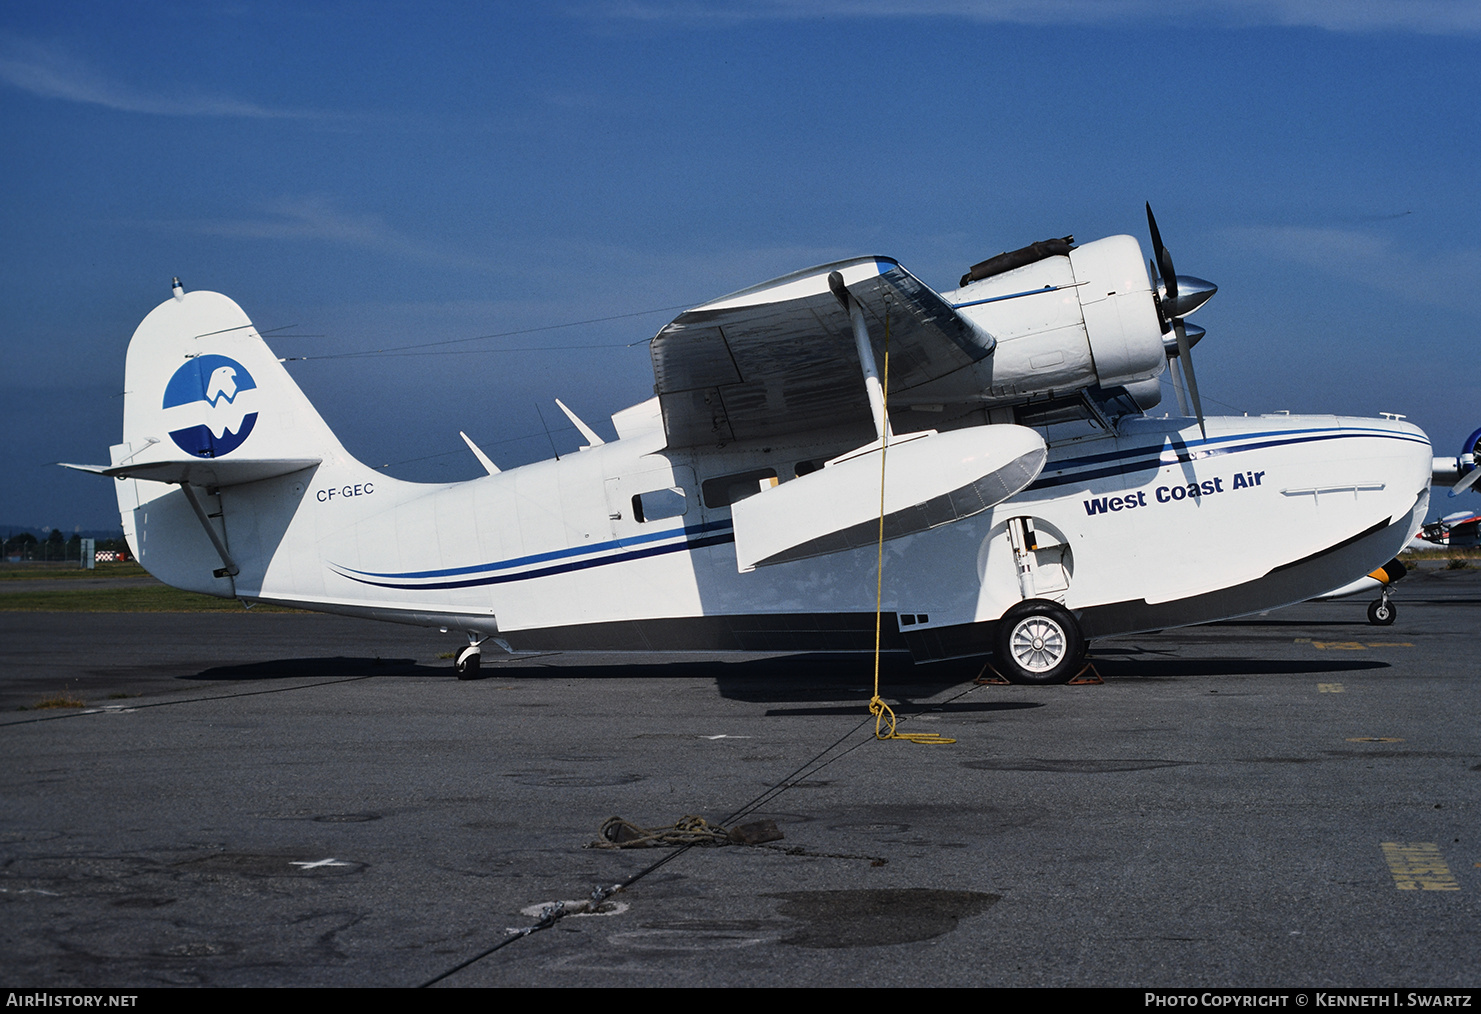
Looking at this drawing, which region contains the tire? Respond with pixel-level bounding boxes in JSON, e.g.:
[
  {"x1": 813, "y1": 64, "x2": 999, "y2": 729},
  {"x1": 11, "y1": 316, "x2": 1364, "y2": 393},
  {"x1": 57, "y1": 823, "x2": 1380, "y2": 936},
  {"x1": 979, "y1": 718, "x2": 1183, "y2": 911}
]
[
  {"x1": 454, "y1": 645, "x2": 482, "y2": 679},
  {"x1": 1367, "y1": 599, "x2": 1396, "y2": 626},
  {"x1": 993, "y1": 600, "x2": 1085, "y2": 685}
]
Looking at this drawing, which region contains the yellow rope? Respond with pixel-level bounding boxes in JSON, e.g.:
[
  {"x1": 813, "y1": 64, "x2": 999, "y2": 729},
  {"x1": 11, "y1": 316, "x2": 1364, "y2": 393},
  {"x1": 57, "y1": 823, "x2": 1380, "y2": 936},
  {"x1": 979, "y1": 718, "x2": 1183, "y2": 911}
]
[{"x1": 868, "y1": 302, "x2": 954, "y2": 745}]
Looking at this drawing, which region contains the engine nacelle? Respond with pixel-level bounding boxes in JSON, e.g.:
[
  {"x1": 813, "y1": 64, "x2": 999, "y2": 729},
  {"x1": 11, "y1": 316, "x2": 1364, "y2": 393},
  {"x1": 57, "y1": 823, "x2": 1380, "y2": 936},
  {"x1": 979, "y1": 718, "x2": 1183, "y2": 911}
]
[
  {"x1": 1124, "y1": 377, "x2": 1164, "y2": 412},
  {"x1": 1432, "y1": 425, "x2": 1481, "y2": 488},
  {"x1": 928, "y1": 235, "x2": 1168, "y2": 410}
]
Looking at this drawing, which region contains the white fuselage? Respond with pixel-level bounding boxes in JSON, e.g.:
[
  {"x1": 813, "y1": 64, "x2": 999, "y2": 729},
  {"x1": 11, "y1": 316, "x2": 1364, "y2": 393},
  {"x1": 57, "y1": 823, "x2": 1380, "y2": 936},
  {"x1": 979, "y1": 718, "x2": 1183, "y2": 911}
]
[{"x1": 144, "y1": 406, "x2": 1430, "y2": 659}]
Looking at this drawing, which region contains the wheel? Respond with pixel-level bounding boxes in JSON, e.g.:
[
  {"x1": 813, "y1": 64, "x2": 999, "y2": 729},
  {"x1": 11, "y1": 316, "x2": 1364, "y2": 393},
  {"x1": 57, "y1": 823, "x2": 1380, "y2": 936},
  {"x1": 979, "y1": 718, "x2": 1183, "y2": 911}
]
[
  {"x1": 993, "y1": 600, "x2": 1085, "y2": 685},
  {"x1": 1367, "y1": 598, "x2": 1396, "y2": 626},
  {"x1": 454, "y1": 645, "x2": 482, "y2": 679}
]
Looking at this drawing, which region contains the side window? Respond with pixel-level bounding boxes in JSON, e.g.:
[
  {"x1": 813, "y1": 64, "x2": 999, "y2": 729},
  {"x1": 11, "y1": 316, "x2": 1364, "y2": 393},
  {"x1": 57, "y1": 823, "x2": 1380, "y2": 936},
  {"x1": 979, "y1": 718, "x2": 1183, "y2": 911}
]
[
  {"x1": 1014, "y1": 395, "x2": 1106, "y2": 443},
  {"x1": 631, "y1": 487, "x2": 687, "y2": 523},
  {"x1": 702, "y1": 468, "x2": 779, "y2": 509}
]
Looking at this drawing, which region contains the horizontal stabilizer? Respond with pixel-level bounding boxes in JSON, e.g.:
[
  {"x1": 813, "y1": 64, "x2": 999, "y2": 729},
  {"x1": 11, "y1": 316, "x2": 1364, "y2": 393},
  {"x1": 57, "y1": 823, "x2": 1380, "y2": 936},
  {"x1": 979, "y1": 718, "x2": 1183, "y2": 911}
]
[
  {"x1": 62, "y1": 457, "x2": 320, "y2": 487},
  {"x1": 731, "y1": 425, "x2": 1047, "y2": 571}
]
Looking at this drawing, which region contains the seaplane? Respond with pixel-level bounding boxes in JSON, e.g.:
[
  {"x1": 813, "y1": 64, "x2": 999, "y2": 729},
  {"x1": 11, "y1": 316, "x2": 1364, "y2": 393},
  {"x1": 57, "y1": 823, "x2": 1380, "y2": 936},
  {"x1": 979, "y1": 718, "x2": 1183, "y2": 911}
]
[{"x1": 67, "y1": 207, "x2": 1471, "y2": 683}]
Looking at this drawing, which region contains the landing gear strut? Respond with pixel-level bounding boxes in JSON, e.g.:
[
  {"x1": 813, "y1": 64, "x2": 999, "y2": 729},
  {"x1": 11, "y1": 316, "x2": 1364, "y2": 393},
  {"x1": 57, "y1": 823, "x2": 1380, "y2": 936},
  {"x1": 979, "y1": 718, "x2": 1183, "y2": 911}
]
[{"x1": 993, "y1": 599, "x2": 1086, "y2": 684}]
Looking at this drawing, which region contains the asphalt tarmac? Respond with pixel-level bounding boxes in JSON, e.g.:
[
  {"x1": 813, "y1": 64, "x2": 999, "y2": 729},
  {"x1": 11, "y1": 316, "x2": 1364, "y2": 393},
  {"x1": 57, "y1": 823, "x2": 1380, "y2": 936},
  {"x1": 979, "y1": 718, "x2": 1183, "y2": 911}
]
[{"x1": 2, "y1": 566, "x2": 1478, "y2": 988}]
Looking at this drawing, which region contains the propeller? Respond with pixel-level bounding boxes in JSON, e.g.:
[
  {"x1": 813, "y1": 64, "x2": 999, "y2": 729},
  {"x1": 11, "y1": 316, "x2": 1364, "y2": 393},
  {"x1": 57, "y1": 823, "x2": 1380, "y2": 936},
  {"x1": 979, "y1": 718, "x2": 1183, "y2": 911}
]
[
  {"x1": 1451, "y1": 427, "x2": 1481, "y2": 497},
  {"x1": 1163, "y1": 323, "x2": 1204, "y2": 417},
  {"x1": 1146, "y1": 203, "x2": 1217, "y2": 438}
]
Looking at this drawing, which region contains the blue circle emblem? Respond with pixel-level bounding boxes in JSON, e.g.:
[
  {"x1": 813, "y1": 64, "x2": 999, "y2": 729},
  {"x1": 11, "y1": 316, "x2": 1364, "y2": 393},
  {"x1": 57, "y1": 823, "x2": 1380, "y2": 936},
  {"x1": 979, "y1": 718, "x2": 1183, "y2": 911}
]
[{"x1": 162, "y1": 355, "x2": 259, "y2": 458}]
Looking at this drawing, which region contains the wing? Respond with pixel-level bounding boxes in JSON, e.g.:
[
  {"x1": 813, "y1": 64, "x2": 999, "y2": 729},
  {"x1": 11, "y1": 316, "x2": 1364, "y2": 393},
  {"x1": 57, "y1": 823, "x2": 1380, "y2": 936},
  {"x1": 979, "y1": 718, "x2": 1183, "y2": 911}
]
[{"x1": 651, "y1": 257, "x2": 994, "y2": 447}]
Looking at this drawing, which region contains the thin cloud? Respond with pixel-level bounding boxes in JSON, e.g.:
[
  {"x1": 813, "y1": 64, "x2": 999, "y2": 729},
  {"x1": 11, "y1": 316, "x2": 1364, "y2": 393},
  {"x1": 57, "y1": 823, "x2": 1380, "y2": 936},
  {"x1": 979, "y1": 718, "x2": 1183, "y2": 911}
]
[
  {"x1": 1239, "y1": 0, "x2": 1481, "y2": 34},
  {"x1": 1228, "y1": 223, "x2": 1481, "y2": 308},
  {"x1": 173, "y1": 197, "x2": 499, "y2": 272},
  {"x1": 591, "y1": 0, "x2": 1481, "y2": 34},
  {"x1": 0, "y1": 36, "x2": 316, "y2": 118}
]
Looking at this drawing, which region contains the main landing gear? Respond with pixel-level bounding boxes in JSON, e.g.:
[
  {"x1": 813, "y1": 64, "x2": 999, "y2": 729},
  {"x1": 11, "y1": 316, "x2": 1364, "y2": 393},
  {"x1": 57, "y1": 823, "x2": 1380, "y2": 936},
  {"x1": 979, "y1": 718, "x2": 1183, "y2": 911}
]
[{"x1": 993, "y1": 599, "x2": 1086, "y2": 685}]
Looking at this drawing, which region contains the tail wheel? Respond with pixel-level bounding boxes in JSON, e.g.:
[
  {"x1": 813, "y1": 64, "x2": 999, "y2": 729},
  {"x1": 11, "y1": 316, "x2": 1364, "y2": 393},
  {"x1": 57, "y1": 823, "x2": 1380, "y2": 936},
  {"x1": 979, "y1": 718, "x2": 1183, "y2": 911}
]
[
  {"x1": 994, "y1": 600, "x2": 1085, "y2": 685},
  {"x1": 1367, "y1": 599, "x2": 1396, "y2": 626},
  {"x1": 454, "y1": 644, "x2": 482, "y2": 679}
]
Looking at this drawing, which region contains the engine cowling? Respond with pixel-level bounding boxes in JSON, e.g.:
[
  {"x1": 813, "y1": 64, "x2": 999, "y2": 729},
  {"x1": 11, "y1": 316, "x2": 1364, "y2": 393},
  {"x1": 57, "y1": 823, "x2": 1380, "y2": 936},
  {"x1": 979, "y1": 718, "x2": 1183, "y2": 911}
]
[{"x1": 934, "y1": 235, "x2": 1168, "y2": 410}]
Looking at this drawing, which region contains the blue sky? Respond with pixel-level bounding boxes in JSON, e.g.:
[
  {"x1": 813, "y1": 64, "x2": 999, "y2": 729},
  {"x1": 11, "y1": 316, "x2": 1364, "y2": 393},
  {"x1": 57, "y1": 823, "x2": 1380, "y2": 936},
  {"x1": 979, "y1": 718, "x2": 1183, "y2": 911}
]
[{"x1": 3, "y1": 1, "x2": 1478, "y2": 530}]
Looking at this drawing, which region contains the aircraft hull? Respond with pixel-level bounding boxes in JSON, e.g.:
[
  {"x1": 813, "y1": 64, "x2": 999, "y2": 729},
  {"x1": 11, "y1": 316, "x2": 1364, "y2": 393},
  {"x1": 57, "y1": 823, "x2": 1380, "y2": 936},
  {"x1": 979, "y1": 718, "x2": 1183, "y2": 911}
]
[{"x1": 230, "y1": 412, "x2": 1429, "y2": 661}]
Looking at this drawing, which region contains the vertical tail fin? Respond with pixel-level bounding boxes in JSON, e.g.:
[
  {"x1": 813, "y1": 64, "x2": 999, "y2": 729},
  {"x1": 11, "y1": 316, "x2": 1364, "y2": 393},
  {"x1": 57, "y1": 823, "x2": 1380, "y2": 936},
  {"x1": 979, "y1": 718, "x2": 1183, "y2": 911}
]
[
  {"x1": 105, "y1": 285, "x2": 375, "y2": 594},
  {"x1": 116, "y1": 286, "x2": 356, "y2": 483}
]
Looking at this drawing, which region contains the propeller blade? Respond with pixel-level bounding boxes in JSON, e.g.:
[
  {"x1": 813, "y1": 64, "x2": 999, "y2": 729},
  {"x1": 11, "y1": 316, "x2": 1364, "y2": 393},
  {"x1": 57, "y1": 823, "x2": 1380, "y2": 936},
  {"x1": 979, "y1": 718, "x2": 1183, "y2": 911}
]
[
  {"x1": 1145, "y1": 203, "x2": 1164, "y2": 272},
  {"x1": 1146, "y1": 202, "x2": 1177, "y2": 308},
  {"x1": 1451, "y1": 467, "x2": 1481, "y2": 497},
  {"x1": 1149, "y1": 259, "x2": 1168, "y2": 329},
  {"x1": 1174, "y1": 320, "x2": 1206, "y2": 439}
]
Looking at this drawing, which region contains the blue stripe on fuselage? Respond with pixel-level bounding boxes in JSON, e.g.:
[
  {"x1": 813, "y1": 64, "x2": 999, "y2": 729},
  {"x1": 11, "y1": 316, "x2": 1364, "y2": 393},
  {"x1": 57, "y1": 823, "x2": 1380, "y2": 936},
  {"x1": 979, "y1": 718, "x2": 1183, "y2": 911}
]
[
  {"x1": 328, "y1": 425, "x2": 1424, "y2": 592},
  {"x1": 329, "y1": 519, "x2": 735, "y2": 588},
  {"x1": 334, "y1": 530, "x2": 737, "y2": 591},
  {"x1": 1028, "y1": 426, "x2": 1427, "y2": 492}
]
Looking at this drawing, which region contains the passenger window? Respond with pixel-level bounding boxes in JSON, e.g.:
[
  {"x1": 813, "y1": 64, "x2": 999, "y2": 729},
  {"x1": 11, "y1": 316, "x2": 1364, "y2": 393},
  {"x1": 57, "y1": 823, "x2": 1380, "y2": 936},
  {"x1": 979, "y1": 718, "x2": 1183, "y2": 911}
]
[
  {"x1": 1015, "y1": 396, "x2": 1094, "y2": 428},
  {"x1": 631, "y1": 487, "x2": 687, "y2": 523},
  {"x1": 702, "y1": 468, "x2": 779, "y2": 509}
]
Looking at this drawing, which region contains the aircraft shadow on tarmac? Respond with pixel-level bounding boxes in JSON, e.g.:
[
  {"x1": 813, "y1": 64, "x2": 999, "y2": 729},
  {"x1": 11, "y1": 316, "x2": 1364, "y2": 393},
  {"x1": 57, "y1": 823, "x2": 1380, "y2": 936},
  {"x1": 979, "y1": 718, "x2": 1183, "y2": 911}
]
[
  {"x1": 480, "y1": 651, "x2": 996, "y2": 707},
  {"x1": 1386, "y1": 596, "x2": 1481, "y2": 605},
  {"x1": 185, "y1": 650, "x2": 1001, "y2": 708},
  {"x1": 1209, "y1": 618, "x2": 1404, "y2": 628},
  {"x1": 185, "y1": 649, "x2": 1387, "y2": 698},
  {"x1": 762, "y1": 700, "x2": 1044, "y2": 717},
  {"x1": 710, "y1": 653, "x2": 986, "y2": 706},
  {"x1": 189, "y1": 656, "x2": 435, "y2": 680},
  {"x1": 1089, "y1": 655, "x2": 1389, "y2": 678}
]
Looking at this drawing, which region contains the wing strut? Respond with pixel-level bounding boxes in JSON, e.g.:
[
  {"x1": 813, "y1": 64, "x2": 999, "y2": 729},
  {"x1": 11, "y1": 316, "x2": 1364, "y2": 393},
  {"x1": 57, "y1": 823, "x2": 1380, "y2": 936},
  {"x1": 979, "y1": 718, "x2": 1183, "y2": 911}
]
[{"x1": 828, "y1": 271, "x2": 891, "y2": 441}]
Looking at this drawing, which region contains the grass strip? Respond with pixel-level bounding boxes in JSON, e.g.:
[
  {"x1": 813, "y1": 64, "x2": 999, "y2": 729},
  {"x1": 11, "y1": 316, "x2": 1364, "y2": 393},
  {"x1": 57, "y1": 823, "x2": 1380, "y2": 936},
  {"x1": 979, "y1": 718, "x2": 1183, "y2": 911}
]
[
  {"x1": 0, "y1": 562, "x2": 150, "y2": 581},
  {"x1": 0, "y1": 585, "x2": 306, "y2": 612}
]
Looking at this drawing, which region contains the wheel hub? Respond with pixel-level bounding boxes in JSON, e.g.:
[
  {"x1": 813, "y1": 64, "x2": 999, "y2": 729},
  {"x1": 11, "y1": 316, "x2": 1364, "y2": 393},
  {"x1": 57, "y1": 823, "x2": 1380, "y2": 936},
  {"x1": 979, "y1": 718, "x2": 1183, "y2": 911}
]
[{"x1": 1010, "y1": 617, "x2": 1067, "y2": 673}]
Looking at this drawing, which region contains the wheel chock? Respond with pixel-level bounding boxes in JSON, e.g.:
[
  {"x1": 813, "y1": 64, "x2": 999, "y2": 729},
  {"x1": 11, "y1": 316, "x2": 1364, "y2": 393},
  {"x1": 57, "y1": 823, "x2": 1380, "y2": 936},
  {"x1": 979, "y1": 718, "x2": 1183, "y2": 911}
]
[
  {"x1": 974, "y1": 661, "x2": 1010, "y2": 685},
  {"x1": 1067, "y1": 661, "x2": 1103, "y2": 685},
  {"x1": 974, "y1": 659, "x2": 1103, "y2": 685}
]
